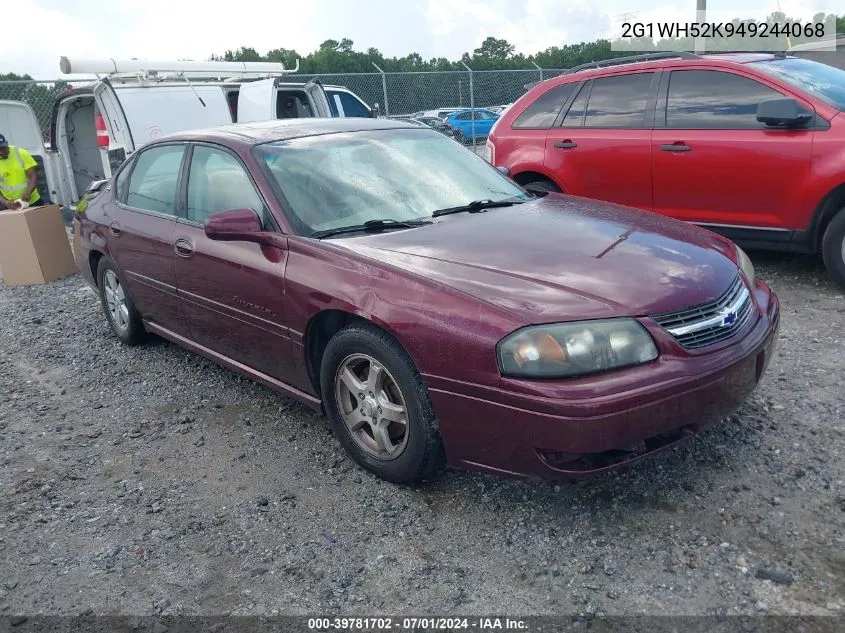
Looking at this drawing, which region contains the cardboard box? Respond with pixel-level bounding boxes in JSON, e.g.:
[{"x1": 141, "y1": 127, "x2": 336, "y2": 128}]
[{"x1": 0, "y1": 204, "x2": 77, "y2": 286}]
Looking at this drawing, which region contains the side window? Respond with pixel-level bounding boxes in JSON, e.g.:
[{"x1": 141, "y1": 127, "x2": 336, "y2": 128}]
[
  {"x1": 328, "y1": 91, "x2": 371, "y2": 118},
  {"x1": 513, "y1": 83, "x2": 576, "y2": 129},
  {"x1": 583, "y1": 73, "x2": 654, "y2": 128},
  {"x1": 186, "y1": 146, "x2": 268, "y2": 226},
  {"x1": 560, "y1": 83, "x2": 590, "y2": 127},
  {"x1": 276, "y1": 91, "x2": 313, "y2": 119},
  {"x1": 456, "y1": 112, "x2": 471, "y2": 121},
  {"x1": 666, "y1": 70, "x2": 784, "y2": 129},
  {"x1": 125, "y1": 145, "x2": 185, "y2": 214},
  {"x1": 114, "y1": 157, "x2": 135, "y2": 203}
]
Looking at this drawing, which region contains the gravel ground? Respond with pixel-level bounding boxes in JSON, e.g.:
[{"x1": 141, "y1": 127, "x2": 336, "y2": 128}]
[{"x1": 1, "y1": 248, "x2": 844, "y2": 618}]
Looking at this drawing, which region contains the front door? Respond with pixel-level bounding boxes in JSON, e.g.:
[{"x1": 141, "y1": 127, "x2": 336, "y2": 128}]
[
  {"x1": 651, "y1": 68, "x2": 814, "y2": 230},
  {"x1": 106, "y1": 142, "x2": 189, "y2": 336},
  {"x1": 171, "y1": 143, "x2": 294, "y2": 381},
  {"x1": 543, "y1": 72, "x2": 657, "y2": 211}
]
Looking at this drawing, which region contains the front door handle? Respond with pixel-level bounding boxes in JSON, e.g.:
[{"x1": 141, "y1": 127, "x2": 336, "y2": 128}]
[
  {"x1": 661, "y1": 143, "x2": 691, "y2": 152},
  {"x1": 554, "y1": 140, "x2": 578, "y2": 149},
  {"x1": 173, "y1": 238, "x2": 194, "y2": 258},
  {"x1": 109, "y1": 222, "x2": 122, "y2": 236}
]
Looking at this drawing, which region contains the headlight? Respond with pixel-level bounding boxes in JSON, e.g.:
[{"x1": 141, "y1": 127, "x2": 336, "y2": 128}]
[
  {"x1": 497, "y1": 318, "x2": 658, "y2": 378},
  {"x1": 736, "y1": 245, "x2": 756, "y2": 286}
]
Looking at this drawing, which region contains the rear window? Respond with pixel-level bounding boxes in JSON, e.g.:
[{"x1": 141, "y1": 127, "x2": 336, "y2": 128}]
[{"x1": 512, "y1": 83, "x2": 576, "y2": 129}]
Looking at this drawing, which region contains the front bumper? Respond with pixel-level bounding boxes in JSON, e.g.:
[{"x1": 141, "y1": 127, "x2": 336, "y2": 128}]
[{"x1": 427, "y1": 283, "x2": 780, "y2": 479}]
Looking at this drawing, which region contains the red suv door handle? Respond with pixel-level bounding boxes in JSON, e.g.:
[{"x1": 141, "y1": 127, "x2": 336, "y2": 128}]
[
  {"x1": 554, "y1": 140, "x2": 578, "y2": 149},
  {"x1": 173, "y1": 238, "x2": 194, "y2": 258},
  {"x1": 661, "y1": 143, "x2": 691, "y2": 152}
]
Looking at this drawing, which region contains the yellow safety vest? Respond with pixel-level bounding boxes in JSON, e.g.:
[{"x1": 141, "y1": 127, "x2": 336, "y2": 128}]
[{"x1": 0, "y1": 146, "x2": 40, "y2": 205}]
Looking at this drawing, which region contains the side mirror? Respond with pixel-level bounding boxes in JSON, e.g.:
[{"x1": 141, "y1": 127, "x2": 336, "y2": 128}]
[
  {"x1": 204, "y1": 208, "x2": 286, "y2": 248},
  {"x1": 756, "y1": 97, "x2": 813, "y2": 128},
  {"x1": 495, "y1": 165, "x2": 510, "y2": 177}
]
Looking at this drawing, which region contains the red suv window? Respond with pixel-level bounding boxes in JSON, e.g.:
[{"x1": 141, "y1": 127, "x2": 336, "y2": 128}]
[
  {"x1": 582, "y1": 73, "x2": 654, "y2": 128},
  {"x1": 664, "y1": 70, "x2": 784, "y2": 129},
  {"x1": 512, "y1": 83, "x2": 576, "y2": 129}
]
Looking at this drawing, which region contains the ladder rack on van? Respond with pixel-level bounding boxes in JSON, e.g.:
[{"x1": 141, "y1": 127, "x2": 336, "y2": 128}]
[{"x1": 59, "y1": 56, "x2": 300, "y2": 82}]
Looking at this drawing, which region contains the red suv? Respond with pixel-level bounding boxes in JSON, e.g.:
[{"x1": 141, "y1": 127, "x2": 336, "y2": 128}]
[{"x1": 486, "y1": 52, "x2": 845, "y2": 289}]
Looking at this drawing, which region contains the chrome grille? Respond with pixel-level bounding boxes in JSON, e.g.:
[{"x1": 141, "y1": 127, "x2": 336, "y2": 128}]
[{"x1": 651, "y1": 275, "x2": 753, "y2": 350}]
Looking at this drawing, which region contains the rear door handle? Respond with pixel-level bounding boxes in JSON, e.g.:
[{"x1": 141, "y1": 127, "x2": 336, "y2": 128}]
[
  {"x1": 173, "y1": 238, "x2": 194, "y2": 258},
  {"x1": 109, "y1": 222, "x2": 122, "y2": 236},
  {"x1": 554, "y1": 140, "x2": 578, "y2": 149},
  {"x1": 661, "y1": 143, "x2": 691, "y2": 152}
]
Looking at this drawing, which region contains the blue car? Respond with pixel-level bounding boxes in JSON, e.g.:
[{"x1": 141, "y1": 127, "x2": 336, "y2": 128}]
[{"x1": 444, "y1": 109, "x2": 500, "y2": 143}]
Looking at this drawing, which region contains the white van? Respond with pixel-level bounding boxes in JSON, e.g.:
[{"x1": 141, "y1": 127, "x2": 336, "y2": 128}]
[{"x1": 0, "y1": 57, "x2": 373, "y2": 209}]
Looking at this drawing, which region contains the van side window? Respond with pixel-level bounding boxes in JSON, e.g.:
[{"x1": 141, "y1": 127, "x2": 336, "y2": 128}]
[
  {"x1": 186, "y1": 146, "x2": 268, "y2": 226},
  {"x1": 276, "y1": 91, "x2": 313, "y2": 118},
  {"x1": 125, "y1": 145, "x2": 185, "y2": 215}
]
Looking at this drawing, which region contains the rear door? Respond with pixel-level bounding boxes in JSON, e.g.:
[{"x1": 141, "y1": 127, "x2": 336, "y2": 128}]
[
  {"x1": 107, "y1": 142, "x2": 190, "y2": 336},
  {"x1": 651, "y1": 68, "x2": 814, "y2": 231},
  {"x1": 491, "y1": 82, "x2": 578, "y2": 173},
  {"x1": 543, "y1": 72, "x2": 658, "y2": 210},
  {"x1": 93, "y1": 80, "x2": 134, "y2": 175},
  {"x1": 302, "y1": 79, "x2": 331, "y2": 117},
  {"x1": 238, "y1": 78, "x2": 331, "y2": 123},
  {"x1": 0, "y1": 100, "x2": 59, "y2": 204},
  {"x1": 237, "y1": 78, "x2": 277, "y2": 123}
]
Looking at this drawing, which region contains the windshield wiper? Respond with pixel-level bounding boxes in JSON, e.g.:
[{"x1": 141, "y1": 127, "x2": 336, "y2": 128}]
[
  {"x1": 311, "y1": 218, "x2": 433, "y2": 239},
  {"x1": 432, "y1": 198, "x2": 525, "y2": 218}
]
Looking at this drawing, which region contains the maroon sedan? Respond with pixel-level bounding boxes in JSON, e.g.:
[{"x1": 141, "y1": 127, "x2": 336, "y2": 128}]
[{"x1": 72, "y1": 118, "x2": 779, "y2": 483}]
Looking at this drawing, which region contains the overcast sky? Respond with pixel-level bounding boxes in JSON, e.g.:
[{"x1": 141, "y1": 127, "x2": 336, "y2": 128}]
[{"x1": 7, "y1": 0, "x2": 836, "y2": 79}]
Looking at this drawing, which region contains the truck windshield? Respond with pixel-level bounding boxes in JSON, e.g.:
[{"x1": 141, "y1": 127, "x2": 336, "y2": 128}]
[{"x1": 750, "y1": 57, "x2": 845, "y2": 111}]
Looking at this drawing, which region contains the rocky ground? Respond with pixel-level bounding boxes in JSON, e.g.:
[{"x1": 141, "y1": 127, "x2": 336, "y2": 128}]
[{"x1": 1, "y1": 250, "x2": 844, "y2": 618}]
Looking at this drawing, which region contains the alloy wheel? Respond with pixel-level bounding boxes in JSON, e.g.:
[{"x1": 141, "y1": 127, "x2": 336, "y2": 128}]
[
  {"x1": 103, "y1": 270, "x2": 130, "y2": 332},
  {"x1": 333, "y1": 353, "x2": 409, "y2": 460}
]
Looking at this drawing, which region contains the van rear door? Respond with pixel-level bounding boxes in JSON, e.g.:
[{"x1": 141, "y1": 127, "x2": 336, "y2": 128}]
[
  {"x1": 236, "y1": 78, "x2": 277, "y2": 123},
  {"x1": 93, "y1": 79, "x2": 133, "y2": 173},
  {"x1": 237, "y1": 77, "x2": 332, "y2": 122},
  {"x1": 0, "y1": 99, "x2": 60, "y2": 205},
  {"x1": 302, "y1": 79, "x2": 331, "y2": 117}
]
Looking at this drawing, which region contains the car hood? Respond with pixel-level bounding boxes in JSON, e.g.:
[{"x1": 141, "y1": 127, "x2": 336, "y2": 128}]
[{"x1": 333, "y1": 195, "x2": 740, "y2": 323}]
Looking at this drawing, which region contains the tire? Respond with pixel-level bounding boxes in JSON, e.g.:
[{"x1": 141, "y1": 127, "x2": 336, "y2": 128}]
[
  {"x1": 523, "y1": 179, "x2": 561, "y2": 196},
  {"x1": 320, "y1": 323, "x2": 445, "y2": 484},
  {"x1": 96, "y1": 256, "x2": 146, "y2": 345},
  {"x1": 822, "y1": 209, "x2": 845, "y2": 290}
]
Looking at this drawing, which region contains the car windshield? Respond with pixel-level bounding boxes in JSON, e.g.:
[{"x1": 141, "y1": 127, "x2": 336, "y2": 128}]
[
  {"x1": 750, "y1": 57, "x2": 845, "y2": 111},
  {"x1": 254, "y1": 128, "x2": 530, "y2": 236}
]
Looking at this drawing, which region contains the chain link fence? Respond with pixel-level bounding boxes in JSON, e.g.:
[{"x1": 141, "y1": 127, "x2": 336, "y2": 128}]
[
  {"x1": 279, "y1": 68, "x2": 569, "y2": 117},
  {"x1": 0, "y1": 68, "x2": 570, "y2": 150}
]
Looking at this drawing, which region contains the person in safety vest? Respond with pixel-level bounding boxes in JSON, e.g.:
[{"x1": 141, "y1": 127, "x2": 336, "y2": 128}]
[{"x1": 0, "y1": 132, "x2": 40, "y2": 210}]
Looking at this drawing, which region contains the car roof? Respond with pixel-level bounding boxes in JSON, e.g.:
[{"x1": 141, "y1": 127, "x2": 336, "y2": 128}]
[{"x1": 157, "y1": 117, "x2": 424, "y2": 145}]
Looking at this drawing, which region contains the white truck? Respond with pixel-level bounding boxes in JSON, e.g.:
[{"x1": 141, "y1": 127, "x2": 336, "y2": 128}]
[{"x1": 0, "y1": 57, "x2": 375, "y2": 210}]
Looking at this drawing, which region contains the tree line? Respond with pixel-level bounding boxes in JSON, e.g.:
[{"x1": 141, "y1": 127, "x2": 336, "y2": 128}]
[
  {"x1": 1, "y1": 11, "x2": 843, "y2": 131},
  {"x1": 210, "y1": 12, "x2": 845, "y2": 73}
]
